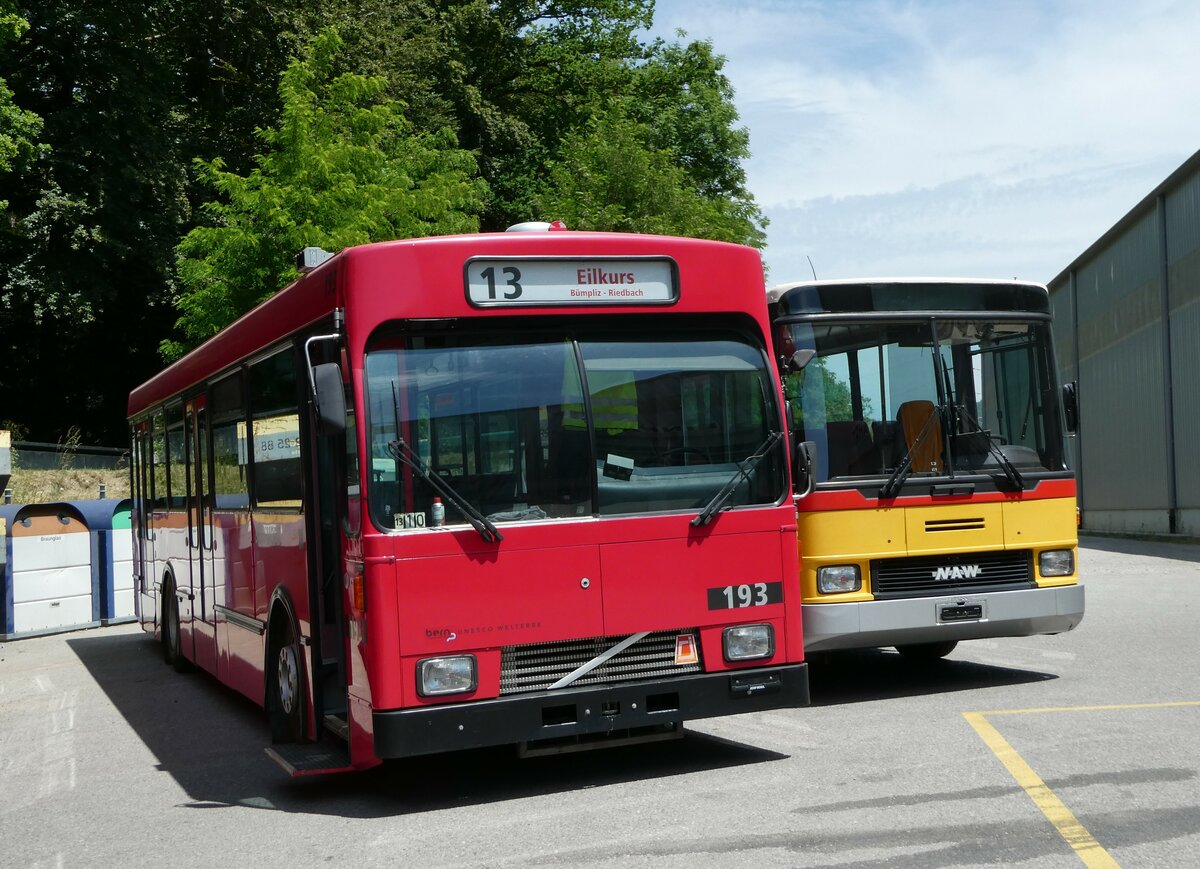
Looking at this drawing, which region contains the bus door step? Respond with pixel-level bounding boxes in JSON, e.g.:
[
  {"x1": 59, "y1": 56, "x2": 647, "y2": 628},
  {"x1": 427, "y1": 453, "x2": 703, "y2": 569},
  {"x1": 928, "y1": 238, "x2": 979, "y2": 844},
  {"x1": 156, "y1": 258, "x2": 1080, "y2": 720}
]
[
  {"x1": 265, "y1": 741, "x2": 354, "y2": 777},
  {"x1": 323, "y1": 713, "x2": 350, "y2": 741}
]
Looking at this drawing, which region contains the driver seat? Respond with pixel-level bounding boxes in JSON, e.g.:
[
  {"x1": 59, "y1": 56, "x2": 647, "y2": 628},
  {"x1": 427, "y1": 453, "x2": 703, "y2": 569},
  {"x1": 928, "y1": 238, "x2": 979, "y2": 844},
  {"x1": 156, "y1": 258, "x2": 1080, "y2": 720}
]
[{"x1": 897, "y1": 400, "x2": 944, "y2": 473}]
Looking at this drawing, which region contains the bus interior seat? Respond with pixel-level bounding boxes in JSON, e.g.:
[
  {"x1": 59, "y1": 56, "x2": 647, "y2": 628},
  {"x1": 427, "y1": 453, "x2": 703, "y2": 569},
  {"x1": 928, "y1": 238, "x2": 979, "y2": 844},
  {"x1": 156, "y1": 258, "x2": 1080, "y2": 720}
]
[
  {"x1": 825, "y1": 420, "x2": 875, "y2": 477},
  {"x1": 872, "y1": 420, "x2": 900, "y2": 469},
  {"x1": 897, "y1": 400, "x2": 944, "y2": 472}
]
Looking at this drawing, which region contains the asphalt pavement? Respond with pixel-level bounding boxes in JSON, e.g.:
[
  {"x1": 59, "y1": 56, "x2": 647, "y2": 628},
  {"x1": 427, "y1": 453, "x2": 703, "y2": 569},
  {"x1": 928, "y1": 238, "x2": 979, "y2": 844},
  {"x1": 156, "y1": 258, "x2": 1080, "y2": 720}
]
[{"x1": 1, "y1": 535, "x2": 1197, "y2": 868}]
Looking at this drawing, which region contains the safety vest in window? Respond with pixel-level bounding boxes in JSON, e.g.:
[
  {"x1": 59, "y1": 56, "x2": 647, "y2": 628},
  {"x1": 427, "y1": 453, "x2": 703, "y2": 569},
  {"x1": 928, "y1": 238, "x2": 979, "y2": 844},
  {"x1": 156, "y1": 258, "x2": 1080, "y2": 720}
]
[{"x1": 564, "y1": 376, "x2": 639, "y2": 435}]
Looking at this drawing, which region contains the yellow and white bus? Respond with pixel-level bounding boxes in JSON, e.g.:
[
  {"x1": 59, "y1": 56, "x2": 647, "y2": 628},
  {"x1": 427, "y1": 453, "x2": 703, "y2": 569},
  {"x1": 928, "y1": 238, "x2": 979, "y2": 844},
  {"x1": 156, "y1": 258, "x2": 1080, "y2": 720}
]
[{"x1": 769, "y1": 278, "x2": 1084, "y2": 660}]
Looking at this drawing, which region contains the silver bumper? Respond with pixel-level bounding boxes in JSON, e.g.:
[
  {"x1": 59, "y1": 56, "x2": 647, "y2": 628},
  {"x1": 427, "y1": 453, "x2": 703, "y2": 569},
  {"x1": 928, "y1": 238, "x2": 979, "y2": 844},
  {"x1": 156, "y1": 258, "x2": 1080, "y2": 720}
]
[{"x1": 802, "y1": 584, "x2": 1085, "y2": 652}]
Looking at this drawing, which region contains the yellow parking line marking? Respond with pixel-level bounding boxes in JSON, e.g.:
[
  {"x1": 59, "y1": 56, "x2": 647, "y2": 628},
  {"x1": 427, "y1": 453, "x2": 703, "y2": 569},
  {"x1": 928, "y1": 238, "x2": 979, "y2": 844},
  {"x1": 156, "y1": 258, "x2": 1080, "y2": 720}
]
[
  {"x1": 964, "y1": 703, "x2": 1199, "y2": 866},
  {"x1": 964, "y1": 712, "x2": 1120, "y2": 868}
]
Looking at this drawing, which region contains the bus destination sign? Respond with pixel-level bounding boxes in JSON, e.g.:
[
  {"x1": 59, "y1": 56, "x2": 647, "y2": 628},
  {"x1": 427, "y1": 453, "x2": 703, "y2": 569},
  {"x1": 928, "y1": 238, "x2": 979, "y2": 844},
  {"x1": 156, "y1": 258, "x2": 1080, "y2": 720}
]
[{"x1": 465, "y1": 258, "x2": 677, "y2": 307}]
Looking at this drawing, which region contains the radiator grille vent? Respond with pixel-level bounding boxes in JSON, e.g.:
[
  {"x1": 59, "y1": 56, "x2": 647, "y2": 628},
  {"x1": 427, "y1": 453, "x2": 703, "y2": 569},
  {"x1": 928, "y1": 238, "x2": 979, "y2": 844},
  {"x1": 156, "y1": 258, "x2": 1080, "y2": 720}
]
[
  {"x1": 499, "y1": 629, "x2": 701, "y2": 696},
  {"x1": 924, "y1": 517, "x2": 986, "y2": 532},
  {"x1": 871, "y1": 549, "x2": 1033, "y2": 598}
]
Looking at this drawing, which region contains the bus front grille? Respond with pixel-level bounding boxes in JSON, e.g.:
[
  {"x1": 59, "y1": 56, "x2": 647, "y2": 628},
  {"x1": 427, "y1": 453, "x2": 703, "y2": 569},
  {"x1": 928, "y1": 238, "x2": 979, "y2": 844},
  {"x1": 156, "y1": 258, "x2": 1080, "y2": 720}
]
[
  {"x1": 870, "y1": 549, "x2": 1033, "y2": 598},
  {"x1": 499, "y1": 629, "x2": 702, "y2": 696}
]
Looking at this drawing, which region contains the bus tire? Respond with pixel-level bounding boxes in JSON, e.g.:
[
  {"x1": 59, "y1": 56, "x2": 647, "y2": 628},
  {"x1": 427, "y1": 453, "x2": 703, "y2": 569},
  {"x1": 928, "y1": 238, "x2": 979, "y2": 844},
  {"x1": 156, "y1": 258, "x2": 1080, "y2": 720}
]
[
  {"x1": 162, "y1": 579, "x2": 192, "y2": 673},
  {"x1": 268, "y1": 618, "x2": 304, "y2": 744},
  {"x1": 895, "y1": 640, "x2": 958, "y2": 661}
]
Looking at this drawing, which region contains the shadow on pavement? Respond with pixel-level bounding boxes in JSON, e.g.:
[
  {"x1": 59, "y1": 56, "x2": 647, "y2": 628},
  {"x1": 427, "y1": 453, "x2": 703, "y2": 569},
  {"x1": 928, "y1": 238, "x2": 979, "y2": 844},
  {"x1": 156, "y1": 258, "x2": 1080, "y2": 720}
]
[
  {"x1": 67, "y1": 629, "x2": 789, "y2": 817},
  {"x1": 806, "y1": 647, "x2": 1057, "y2": 707},
  {"x1": 1080, "y1": 533, "x2": 1200, "y2": 564}
]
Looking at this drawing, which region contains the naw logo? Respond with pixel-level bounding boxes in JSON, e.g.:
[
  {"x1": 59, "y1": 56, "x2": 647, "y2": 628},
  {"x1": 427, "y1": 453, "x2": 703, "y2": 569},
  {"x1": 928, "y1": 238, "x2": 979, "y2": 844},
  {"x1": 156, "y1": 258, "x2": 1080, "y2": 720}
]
[{"x1": 932, "y1": 564, "x2": 982, "y2": 581}]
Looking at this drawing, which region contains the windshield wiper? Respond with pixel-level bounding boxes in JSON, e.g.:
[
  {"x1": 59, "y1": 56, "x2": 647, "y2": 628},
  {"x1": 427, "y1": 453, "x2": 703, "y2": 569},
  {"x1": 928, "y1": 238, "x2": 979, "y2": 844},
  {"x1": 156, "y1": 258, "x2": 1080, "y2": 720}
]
[
  {"x1": 387, "y1": 438, "x2": 503, "y2": 544},
  {"x1": 691, "y1": 432, "x2": 784, "y2": 528},
  {"x1": 955, "y1": 405, "x2": 1026, "y2": 491},
  {"x1": 879, "y1": 407, "x2": 943, "y2": 499}
]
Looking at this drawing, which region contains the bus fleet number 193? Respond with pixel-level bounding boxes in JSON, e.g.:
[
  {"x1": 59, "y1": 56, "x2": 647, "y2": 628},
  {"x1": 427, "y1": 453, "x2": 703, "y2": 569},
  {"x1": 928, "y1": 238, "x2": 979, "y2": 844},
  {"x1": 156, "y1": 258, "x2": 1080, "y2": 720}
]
[{"x1": 707, "y1": 581, "x2": 783, "y2": 610}]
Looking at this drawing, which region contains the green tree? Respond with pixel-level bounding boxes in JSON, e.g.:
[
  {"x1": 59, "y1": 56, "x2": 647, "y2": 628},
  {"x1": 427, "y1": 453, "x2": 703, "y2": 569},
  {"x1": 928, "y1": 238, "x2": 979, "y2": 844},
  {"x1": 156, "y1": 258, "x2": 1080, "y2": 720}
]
[
  {"x1": 416, "y1": 4, "x2": 765, "y2": 245},
  {"x1": 818, "y1": 361, "x2": 856, "y2": 423},
  {"x1": 787, "y1": 360, "x2": 875, "y2": 430},
  {"x1": 295, "y1": 1, "x2": 654, "y2": 230},
  {"x1": 170, "y1": 0, "x2": 303, "y2": 181},
  {"x1": 167, "y1": 27, "x2": 487, "y2": 357},
  {"x1": 0, "y1": 3, "x2": 42, "y2": 211},
  {"x1": 534, "y1": 101, "x2": 760, "y2": 244},
  {"x1": 0, "y1": 1, "x2": 769, "y2": 443},
  {"x1": 625, "y1": 36, "x2": 766, "y2": 246},
  {"x1": 454, "y1": 0, "x2": 655, "y2": 229},
  {"x1": 0, "y1": 1, "x2": 186, "y2": 444}
]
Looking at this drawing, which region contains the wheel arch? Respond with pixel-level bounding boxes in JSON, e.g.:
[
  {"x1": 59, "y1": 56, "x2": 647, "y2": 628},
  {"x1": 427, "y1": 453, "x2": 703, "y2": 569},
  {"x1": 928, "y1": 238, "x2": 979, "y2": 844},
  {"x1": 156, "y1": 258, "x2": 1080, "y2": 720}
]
[
  {"x1": 263, "y1": 586, "x2": 302, "y2": 704},
  {"x1": 158, "y1": 564, "x2": 178, "y2": 634}
]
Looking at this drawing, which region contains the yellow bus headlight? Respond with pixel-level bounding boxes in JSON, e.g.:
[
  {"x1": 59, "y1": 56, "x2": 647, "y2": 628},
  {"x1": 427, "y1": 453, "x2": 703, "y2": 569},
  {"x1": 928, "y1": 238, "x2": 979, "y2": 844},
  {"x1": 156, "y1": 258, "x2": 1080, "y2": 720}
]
[
  {"x1": 1039, "y1": 550, "x2": 1075, "y2": 577},
  {"x1": 817, "y1": 564, "x2": 862, "y2": 593}
]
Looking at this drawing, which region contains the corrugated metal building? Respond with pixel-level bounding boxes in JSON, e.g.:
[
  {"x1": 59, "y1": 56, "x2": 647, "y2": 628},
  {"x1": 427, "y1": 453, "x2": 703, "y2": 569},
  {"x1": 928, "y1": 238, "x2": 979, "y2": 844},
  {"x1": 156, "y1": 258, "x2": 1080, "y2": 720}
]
[{"x1": 1049, "y1": 149, "x2": 1200, "y2": 536}]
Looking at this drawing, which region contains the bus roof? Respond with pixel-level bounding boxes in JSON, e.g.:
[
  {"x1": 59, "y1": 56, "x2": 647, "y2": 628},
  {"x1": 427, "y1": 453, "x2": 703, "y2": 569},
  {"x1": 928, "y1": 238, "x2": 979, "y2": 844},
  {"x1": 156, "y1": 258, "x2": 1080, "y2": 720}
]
[
  {"x1": 129, "y1": 231, "x2": 766, "y2": 419},
  {"x1": 767, "y1": 277, "x2": 1050, "y2": 318}
]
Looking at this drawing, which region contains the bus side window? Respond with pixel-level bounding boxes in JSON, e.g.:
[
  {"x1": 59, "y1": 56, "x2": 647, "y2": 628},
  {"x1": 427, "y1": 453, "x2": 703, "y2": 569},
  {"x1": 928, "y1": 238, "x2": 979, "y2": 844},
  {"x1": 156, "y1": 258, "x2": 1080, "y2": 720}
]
[
  {"x1": 249, "y1": 348, "x2": 304, "y2": 510},
  {"x1": 166, "y1": 404, "x2": 187, "y2": 510},
  {"x1": 152, "y1": 411, "x2": 167, "y2": 512},
  {"x1": 210, "y1": 371, "x2": 249, "y2": 511}
]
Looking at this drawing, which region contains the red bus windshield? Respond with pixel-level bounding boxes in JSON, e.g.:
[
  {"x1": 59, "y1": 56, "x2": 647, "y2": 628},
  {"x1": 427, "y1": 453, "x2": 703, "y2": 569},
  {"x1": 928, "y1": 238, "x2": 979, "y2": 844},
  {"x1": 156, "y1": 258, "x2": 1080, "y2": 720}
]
[{"x1": 364, "y1": 320, "x2": 786, "y2": 530}]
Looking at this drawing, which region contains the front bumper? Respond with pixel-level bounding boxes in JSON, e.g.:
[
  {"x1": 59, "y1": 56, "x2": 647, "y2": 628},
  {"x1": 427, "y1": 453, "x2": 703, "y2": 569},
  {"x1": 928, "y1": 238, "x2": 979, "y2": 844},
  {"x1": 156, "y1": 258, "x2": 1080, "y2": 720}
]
[
  {"x1": 372, "y1": 663, "x2": 809, "y2": 759},
  {"x1": 803, "y1": 584, "x2": 1085, "y2": 652}
]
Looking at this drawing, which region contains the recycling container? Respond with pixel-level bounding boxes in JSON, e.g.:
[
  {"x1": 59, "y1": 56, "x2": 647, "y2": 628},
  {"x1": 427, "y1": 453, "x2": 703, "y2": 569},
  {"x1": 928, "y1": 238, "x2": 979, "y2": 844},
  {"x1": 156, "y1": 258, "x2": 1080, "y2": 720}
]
[
  {"x1": 0, "y1": 502, "x2": 99, "y2": 639},
  {"x1": 73, "y1": 498, "x2": 136, "y2": 626}
]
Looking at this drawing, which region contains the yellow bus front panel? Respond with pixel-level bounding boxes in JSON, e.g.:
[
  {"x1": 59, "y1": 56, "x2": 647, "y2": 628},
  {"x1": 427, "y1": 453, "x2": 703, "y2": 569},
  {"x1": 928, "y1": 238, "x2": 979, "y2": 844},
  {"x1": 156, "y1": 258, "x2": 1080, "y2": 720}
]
[{"x1": 798, "y1": 496, "x2": 1083, "y2": 652}]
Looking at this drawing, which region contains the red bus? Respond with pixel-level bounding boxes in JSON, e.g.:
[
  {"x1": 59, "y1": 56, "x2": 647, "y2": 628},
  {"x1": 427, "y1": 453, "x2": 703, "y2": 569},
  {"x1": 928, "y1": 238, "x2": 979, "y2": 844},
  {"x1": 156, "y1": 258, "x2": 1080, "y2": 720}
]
[{"x1": 128, "y1": 226, "x2": 809, "y2": 774}]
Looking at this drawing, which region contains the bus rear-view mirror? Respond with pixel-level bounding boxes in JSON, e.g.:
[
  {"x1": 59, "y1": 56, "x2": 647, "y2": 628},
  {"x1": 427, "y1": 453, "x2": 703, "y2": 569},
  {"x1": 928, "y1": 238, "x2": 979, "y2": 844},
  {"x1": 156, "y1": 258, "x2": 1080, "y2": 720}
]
[
  {"x1": 1062, "y1": 381, "x2": 1079, "y2": 434},
  {"x1": 785, "y1": 349, "x2": 816, "y2": 373},
  {"x1": 794, "y1": 440, "x2": 817, "y2": 498},
  {"x1": 312, "y1": 362, "x2": 347, "y2": 435}
]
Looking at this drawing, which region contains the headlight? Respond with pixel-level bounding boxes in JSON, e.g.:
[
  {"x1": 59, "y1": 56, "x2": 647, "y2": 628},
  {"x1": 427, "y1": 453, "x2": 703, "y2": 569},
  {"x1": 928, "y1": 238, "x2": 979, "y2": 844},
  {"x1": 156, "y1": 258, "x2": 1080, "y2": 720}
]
[
  {"x1": 1039, "y1": 549, "x2": 1075, "y2": 578},
  {"x1": 417, "y1": 655, "x2": 478, "y2": 696},
  {"x1": 723, "y1": 624, "x2": 775, "y2": 661},
  {"x1": 817, "y1": 564, "x2": 861, "y2": 593}
]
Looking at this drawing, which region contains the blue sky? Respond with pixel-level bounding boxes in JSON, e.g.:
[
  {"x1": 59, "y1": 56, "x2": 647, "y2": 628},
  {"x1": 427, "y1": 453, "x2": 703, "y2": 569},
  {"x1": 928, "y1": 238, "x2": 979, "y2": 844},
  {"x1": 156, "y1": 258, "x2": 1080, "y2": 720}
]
[{"x1": 648, "y1": 0, "x2": 1200, "y2": 284}]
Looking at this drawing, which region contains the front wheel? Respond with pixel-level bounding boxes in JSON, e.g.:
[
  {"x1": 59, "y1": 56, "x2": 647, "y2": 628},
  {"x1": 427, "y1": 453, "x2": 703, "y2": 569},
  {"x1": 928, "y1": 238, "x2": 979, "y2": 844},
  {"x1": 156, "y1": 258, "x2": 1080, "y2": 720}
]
[
  {"x1": 269, "y1": 622, "x2": 304, "y2": 743},
  {"x1": 162, "y1": 583, "x2": 192, "y2": 673},
  {"x1": 895, "y1": 640, "x2": 958, "y2": 661}
]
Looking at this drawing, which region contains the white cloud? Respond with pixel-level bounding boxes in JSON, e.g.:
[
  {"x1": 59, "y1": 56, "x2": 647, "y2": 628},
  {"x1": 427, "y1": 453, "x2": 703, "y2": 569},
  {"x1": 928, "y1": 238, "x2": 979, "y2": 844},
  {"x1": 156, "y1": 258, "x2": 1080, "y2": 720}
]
[{"x1": 649, "y1": 0, "x2": 1200, "y2": 282}]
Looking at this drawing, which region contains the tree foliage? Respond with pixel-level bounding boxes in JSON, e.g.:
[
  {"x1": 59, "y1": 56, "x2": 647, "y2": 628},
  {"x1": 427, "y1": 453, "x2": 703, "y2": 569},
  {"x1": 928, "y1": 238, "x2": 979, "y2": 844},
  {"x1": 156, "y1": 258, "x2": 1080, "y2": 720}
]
[
  {"x1": 535, "y1": 101, "x2": 760, "y2": 245},
  {"x1": 0, "y1": 0, "x2": 769, "y2": 443},
  {"x1": 532, "y1": 38, "x2": 767, "y2": 247},
  {"x1": 0, "y1": 1, "x2": 186, "y2": 443},
  {"x1": 304, "y1": 1, "x2": 763, "y2": 242},
  {"x1": 168, "y1": 27, "x2": 486, "y2": 356},
  {"x1": 0, "y1": 3, "x2": 43, "y2": 210}
]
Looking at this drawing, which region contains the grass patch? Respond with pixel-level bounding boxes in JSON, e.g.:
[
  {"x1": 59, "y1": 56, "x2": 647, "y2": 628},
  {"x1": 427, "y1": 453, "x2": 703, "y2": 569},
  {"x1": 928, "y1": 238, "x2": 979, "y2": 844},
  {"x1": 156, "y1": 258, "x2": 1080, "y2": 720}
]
[{"x1": 6, "y1": 468, "x2": 131, "y2": 504}]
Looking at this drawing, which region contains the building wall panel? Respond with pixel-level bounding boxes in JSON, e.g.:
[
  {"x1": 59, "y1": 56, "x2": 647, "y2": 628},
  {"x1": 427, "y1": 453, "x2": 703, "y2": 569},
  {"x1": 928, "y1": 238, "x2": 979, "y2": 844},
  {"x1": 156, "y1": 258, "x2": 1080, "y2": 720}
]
[
  {"x1": 1165, "y1": 172, "x2": 1200, "y2": 522},
  {"x1": 1073, "y1": 212, "x2": 1169, "y2": 520},
  {"x1": 1048, "y1": 150, "x2": 1200, "y2": 537}
]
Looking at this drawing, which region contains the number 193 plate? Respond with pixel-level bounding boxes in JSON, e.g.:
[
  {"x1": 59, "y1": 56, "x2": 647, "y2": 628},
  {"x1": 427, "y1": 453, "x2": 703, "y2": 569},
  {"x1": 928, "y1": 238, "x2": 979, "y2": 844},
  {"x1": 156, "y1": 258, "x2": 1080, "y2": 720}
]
[{"x1": 707, "y1": 582, "x2": 784, "y2": 610}]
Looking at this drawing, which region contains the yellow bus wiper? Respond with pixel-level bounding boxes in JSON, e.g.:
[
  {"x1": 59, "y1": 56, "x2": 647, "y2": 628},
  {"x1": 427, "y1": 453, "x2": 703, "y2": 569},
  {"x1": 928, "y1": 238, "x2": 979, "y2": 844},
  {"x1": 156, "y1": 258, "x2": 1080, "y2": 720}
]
[
  {"x1": 879, "y1": 408, "x2": 943, "y2": 499},
  {"x1": 955, "y1": 404, "x2": 1025, "y2": 490}
]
